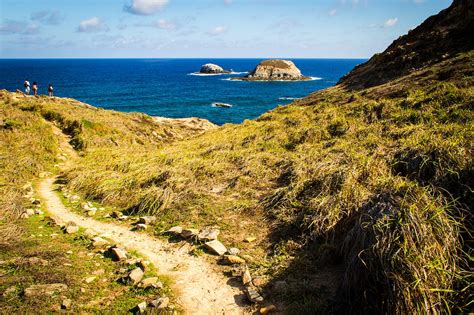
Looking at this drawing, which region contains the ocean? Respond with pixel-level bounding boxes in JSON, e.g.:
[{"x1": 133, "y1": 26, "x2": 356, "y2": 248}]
[{"x1": 0, "y1": 59, "x2": 365, "y2": 125}]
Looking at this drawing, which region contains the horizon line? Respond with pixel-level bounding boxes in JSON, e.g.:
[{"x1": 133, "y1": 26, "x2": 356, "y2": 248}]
[{"x1": 0, "y1": 57, "x2": 369, "y2": 60}]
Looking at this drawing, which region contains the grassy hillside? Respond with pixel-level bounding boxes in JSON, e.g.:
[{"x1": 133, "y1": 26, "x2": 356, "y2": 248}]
[
  {"x1": 62, "y1": 50, "x2": 473, "y2": 313},
  {"x1": 1, "y1": 1, "x2": 472, "y2": 313},
  {"x1": 0, "y1": 92, "x2": 202, "y2": 312}
]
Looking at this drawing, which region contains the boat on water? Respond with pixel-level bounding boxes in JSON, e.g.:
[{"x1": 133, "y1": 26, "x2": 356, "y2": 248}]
[{"x1": 212, "y1": 102, "x2": 233, "y2": 108}]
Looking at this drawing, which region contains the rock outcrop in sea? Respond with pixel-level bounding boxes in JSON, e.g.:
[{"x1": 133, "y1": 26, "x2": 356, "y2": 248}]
[
  {"x1": 200, "y1": 63, "x2": 230, "y2": 74},
  {"x1": 233, "y1": 59, "x2": 311, "y2": 81}
]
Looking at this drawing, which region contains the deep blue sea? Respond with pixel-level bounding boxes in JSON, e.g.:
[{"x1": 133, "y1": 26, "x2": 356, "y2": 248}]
[{"x1": 0, "y1": 59, "x2": 364, "y2": 125}]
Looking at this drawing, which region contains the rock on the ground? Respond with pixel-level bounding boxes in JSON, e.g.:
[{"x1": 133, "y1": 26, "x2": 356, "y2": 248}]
[
  {"x1": 204, "y1": 240, "x2": 227, "y2": 256},
  {"x1": 26, "y1": 209, "x2": 35, "y2": 216},
  {"x1": 149, "y1": 296, "x2": 169, "y2": 309},
  {"x1": 260, "y1": 304, "x2": 277, "y2": 314},
  {"x1": 92, "y1": 236, "x2": 109, "y2": 247},
  {"x1": 24, "y1": 283, "x2": 68, "y2": 297},
  {"x1": 245, "y1": 285, "x2": 264, "y2": 303},
  {"x1": 127, "y1": 267, "x2": 144, "y2": 285},
  {"x1": 140, "y1": 277, "x2": 163, "y2": 288},
  {"x1": 181, "y1": 228, "x2": 199, "y2": 240},
  {"x1": 136, "y1": 301, "x2": 147, "y2": 313},
  {"x1": 84, "y1": 276, "x2": 96, "y2": 283},
  {"x1": 61, "y1": 298, "x2": 72, "y2": 309},
  {"x1": 199, "y1": 63, "x2": 229, "y2": 74},
  {"x1": 197, "y1": 227, "x2": 220, "y2": 241},
  {"x1": 244, "y1": 237, "x2": 256, "y2": 243},
  {"x1": 138, "y1": 216, "x2": 156, "y2": 225},
  {"x1": 166, "y1": 226, "x2": 183, "y2": 235},
  {"x1": 242, "y1": 266, "x2": 252, "y2": 285},
  {"x1": 135, "y1": 223, "x2": 147, "y2": 231},
  {"x1": 110, "y1": 211, "x2": 123, "y2": 219},
  {"x1": 27, "y1": 256, "x2": 49, "y2": 266},
  {"x1": 65, "y1": 225, "x2": 79, "y2": 234},
  {"x1": 138, "y1": 260, "x2": 151, "y2": 271},
  {"x1": 236, "y1": 60, "x2": 311, "y2": 81},
  {"x1": 34, "y1": 209, "x2": 44, "y2": 215},
  {"x1": 221, "y1": 255, "x2": 246, "y2": 265},
  {"x1": 253, "y1": 277, "x2": 266, "y2": 287},
  {"x1": 110, "y1": 247, "x2": 128, "y2": 261},
  {"x1": 227, "y1": 247, "x2": 240, "y2": 255}
]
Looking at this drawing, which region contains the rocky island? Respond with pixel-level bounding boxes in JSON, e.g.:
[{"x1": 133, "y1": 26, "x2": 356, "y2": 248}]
[
  {"x1": 232, "y1": 59, "x2": 311, "y2": 81},
  {"x1": 199, "y1": 63, "x2": 231, "y2": 74}
]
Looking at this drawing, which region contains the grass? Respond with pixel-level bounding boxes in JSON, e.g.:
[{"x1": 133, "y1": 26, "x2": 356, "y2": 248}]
[
  {"x1": 59, "y1": 52, "x2": 473, "y2": 312},
  {"x1": 1, "y1": 50, "x2": 472, "y2": 313},
  {"x1": 0, "y1": 215, "x2": 172, "y2": 313},
  {"x1": 0, "y1": 91, "x2": 184, "y2": 313}
]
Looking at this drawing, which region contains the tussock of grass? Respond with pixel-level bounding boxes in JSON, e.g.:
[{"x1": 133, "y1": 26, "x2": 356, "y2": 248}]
[{"x1": 0, "y1": 93, "x2": 59, "y2": 220}]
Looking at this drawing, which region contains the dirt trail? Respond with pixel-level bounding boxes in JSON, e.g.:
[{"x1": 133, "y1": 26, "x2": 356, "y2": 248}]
[{"x1": 39, "y1": 125, "x2": 247, "y2": 314}]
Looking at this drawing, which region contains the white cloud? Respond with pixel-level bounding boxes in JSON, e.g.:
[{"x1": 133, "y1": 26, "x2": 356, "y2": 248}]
[
  {"x1": 384, "y1": 17, "x2": 398, "y2": 27},
  {"x1": 224, "y1": 0, "x2": 233, "y2": 5},
  {"x1": 124, "y1": 0, "x2": 169, "y2": 15},
  {"x1": 207, "y1": 25, "x2": 227, "y2": 36},
  {"x1": 153, "y1": 19, "x2": 176, "y2": 30},
  {"x1": 329, "y1": 9, "x2": 337, "y2": 16},
  {"x1": 135, "y1": 18, "x2": 179, "y2": 31},
  {"x1": 0, "y1": 20, "x2": 40, "y2": 35},
  {"x1": 77, "y1": 17, "x2": 109, "y2": 33},
  {"x1": 31, "y1": 10, "x2": 64, "y2": 25}
]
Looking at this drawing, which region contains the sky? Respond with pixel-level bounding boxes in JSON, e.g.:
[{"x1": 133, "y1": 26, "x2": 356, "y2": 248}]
[{"x1": 0, "y1": 0, "x2": 452, "y2": 58}]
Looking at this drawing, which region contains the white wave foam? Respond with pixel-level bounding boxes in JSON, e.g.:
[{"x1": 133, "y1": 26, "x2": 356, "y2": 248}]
[
  {"x1": 220, "y1": 78, "x2": 239, "y2": 81},
  {"x1": 278, "y1": 97, "x2": 302, "y2": 100},
  {"x1": 188, "y1": 72, "x2": 226, "y2": 76},
  {"x1": 229, "y1": 71, "x2": 248, "y2": 75},
  {"x1": 223, "y1": 76, "x2": 323, "y2": 82},
  {"x1": 187, "y1": 71, "x2": 248, "y2": 76}
]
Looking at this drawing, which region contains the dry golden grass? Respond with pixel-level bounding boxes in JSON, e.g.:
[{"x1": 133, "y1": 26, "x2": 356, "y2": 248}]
[{"x1": 59, "y1": 53, "x2": 473, "y2": 312}]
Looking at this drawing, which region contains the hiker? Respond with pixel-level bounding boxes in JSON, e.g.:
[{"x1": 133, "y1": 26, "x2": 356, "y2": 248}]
[
  {"x1": 48, "y1": 84, "x2": 54, "y2": 97},
  {"x1": 24, "y1": 80, "x2": 30, "y2": 95},
  {"x1": 32, "y1": 81, "x2": 38, "y2": 96}
]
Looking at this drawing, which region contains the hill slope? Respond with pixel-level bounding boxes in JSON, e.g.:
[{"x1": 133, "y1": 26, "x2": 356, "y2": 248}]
[
  {"x1": 338, "y1": 0, "x2": 474, "y2": 89},
  {"x1": 1, "y1": 1, "x2": 473, "y2": 313},
  {"x1": 62, "y1": 1, "x2": 472, "y2": 311}
]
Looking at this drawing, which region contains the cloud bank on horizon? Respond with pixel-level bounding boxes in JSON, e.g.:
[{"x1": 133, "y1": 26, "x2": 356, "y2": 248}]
[{"x1": 0, "y1": 0, "x2": 451, "y2": 58}]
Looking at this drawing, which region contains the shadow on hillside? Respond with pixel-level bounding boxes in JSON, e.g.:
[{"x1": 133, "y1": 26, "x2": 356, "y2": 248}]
[{"x1": 257, "y1": 210, "x2": 349, "y2": 314}]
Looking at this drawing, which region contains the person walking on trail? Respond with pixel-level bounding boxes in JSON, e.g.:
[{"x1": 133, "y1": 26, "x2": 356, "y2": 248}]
[
  {"x1": 24, "y1": 80, "x2": 30, "y2": 95},
  {"x1": 48, "y1": 84, "x2": 54, "y2": 97},
  {"x1": 32, "y1": 81, "x2": 38, "y2": 96}
]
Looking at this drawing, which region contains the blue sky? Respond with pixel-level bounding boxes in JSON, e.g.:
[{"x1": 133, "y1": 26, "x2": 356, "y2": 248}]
[{"x1": 0, "y1": 0, "x2": 451, "y2": 58}]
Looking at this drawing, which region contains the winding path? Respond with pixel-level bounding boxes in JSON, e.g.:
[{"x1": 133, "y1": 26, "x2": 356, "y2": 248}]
[{"x1": 38, "y1": 125, "x2": 247, "y2": 314}]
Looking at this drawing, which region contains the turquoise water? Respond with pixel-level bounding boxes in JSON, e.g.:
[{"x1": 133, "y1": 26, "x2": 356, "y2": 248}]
[{"x1": 0, "y1": 59, "x2": 364, "y2": 125}]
